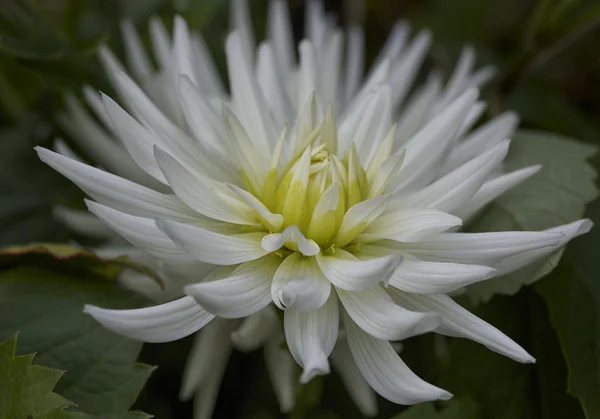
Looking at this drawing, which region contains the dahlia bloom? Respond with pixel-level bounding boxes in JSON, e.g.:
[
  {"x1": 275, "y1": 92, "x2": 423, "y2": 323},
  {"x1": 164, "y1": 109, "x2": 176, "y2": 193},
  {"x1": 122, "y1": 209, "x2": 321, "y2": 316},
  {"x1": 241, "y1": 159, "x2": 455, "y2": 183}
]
[{"x1": 37, "y1": 0, "x2": 591, "y2": 417}]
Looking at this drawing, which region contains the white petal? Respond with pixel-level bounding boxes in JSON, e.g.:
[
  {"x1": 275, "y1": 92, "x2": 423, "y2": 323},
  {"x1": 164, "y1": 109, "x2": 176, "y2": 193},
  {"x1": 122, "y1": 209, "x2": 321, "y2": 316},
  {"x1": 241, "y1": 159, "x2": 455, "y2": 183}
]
[
  {"x1": 455, "y1": 165, "x2": 542, "y2": 221},
  {"x1": 435, "y1": 46, "x2": 475, "y2": 111},
  {"x1": 391, "y1": 140, "x2": 511, "y2": 214},
  {"x1": 256, "y1": 41, "x2": 293, "y2": 125},
  {"x1": 172, "y1": 16, "x2": 197, "y2": 85},
  {"x1": 121, "y1": 20, "x2": 153, "y2": 81},
  {"x1": 86, "y1": 200, "x2": 192, "y2": 261},
  {"x1": 344, "y1": 312, "x2": 452, "y2": 404},
  {"x1": 389, "y1": 259, "x2": 495, "y2": 294},
  {"x1": 58, "y1": 94, "x2": 159, "y2": 188},
  {"x1": 149, "y1": 17, "x2": 172, "y2": 69},
  {"x1": 36, "y1": 147, "x2": 197, "y2": 221},
  {"x1": 272, "y1": 253, "x2": 331, "y2": 311},
  {"x1": 337, "y1": 285, "x2": 440, "y2": 340},
  {"x1": 442, "y1": 111, "x2": 518, "y2": 174},
  {"x1": 178, "y1": 75, "x2": 228, "y2": 153},
  {"x1": 226, "y1": 32, "x2": 275, "y2": 154},
  {"x1": 108, "y1": 71, "x2": 216, "y2": 180},
  {"x1": 331, "y1": 337, "x2": 378, "y2": 417},
  {"x1": 343, "y1": 26, "x2": 364, "y2": 105},
  {"x1": 359, "y1": 209, "x2": 462, "y2": 243},
  {"x1": 262, "y1": 225, "x2": 320, "y2": 257},
  {"x1": 83, "y1": 296, "x2": 214, "y2": 343},
  {"x1": 339, "y1": 86, "x2": 392, "y2": 160},
  {"x1": 228, "y1": 183, "x2": 284, "y2": 231},
  {"x1": 158, "y1": 219, "x2": 269, "y2": 265},
  {"x1": 180, "y1": 319, "x2": 236, "y2": 401},
  {"x1": 493, "y1": 219, "x2": 593, "y2": 276},
  {"x1": 395, "y1": 72, "x2": 441, "y2": 144},
  {"x1": 401, "y1": 230, "x2": 562, "y2": 264},
  {"x1": 190, "y1": 32, "x2": 224, "y2": 96},
  {"x1": 390, "y1": 291, "x2": 535, "y2": 363},
  {"x1": 390, "y1": 30, "x2": 432, "y2": 107},
  {"x1": 154, "y1": 147, "x2": 256, "y2": 224},
  {"x1": 265, "y1": 333, "x2": 297, "y2": 413},
  {"x1": 184, "y1": 254, "x2": 281, "y2": 318},
  {"x1": 230, "y1": 0, "x2": 255, "y2": 60},
  {"x1": 334, "y1": 195, "x2": 390, "y2": 248},
  {"x1": 53, "y1": 206, "x2": 114, "y2": 239},
  {"x1": 297, "y1": 40, "x2": 318, "y2": 110},
  {"x1": 284, "y1": 293, "x2": 339, "y2": 384},
  {"x1": 268, "y1": 0, "x2": 295, "y2": 75},
  {"x1": 231, "y1": 306, "x2": 279, "y2": 352},
  {"x1": 189, "y1": 321, "x2": 237, "y2": 419},
  {"x1": 395, "y1": 88, "x2": 478, "y2": 191},
  {"x1": 317, "y1": 252, "x2": 402, "y2": 291}
]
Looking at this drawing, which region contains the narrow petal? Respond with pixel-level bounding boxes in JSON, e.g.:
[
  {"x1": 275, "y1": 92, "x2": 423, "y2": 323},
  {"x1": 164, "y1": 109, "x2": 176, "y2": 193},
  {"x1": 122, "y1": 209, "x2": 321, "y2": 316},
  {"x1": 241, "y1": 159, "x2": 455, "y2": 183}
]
[
  {"x1": 158, "y1": 219, "x2": 270, "y2": 265},
  {"x1": 265, "y1": 333, "x2": 297, "y2": 413},
  {"x1": 390, "y1": 291, "x2": 535, "y2": 363},
  {"x1": 316, "y1": 251, "x2": 402, "y2": 291},
  {"x1": 389, "y1": 30, "x2": 432, "y2": 107},
  {"x1": 391, "y1": 140, "x2": 510, "y2": 214},
  {"x1": 272, "y1": 253, "x2": 332, "y2": 311},
  {"x1": 180, "y1": 319, "x2": 236, "y2": 401},
  {"x1": 86, "y1": 200, "x2": 192, "y2": 261},
  {"x1": 389, "y1": 259, "x2": 495, "y2": 294},
  {"x1": 395, "y1": 72, "x2": 441, "y2": 144},
  {"x1": 442, "y1": 111, "x2": 518, "y2": 174},
  {"x1": 121, "y1": 20, "x2": 153, "y2": 81},
  {"x1": 454, "y1": 165, "x2": 542, "y2": 221},
  {"x1": 331, "y1": 338, "x2": 378, "y2": 417},
  {"x1": 187, "y1": 321, "x2": 237, "y2": 419},
  {"x1": 268, "y1": 0, "x2": 295, "y2": 75},
  {"x1": 334, "y1": 195, "x2": 390, "y2": 248},
  {"x1": 359, "y1": 209, "x2": 462, "y2": 243},
  {"x1": 284, "y1": 293, "x2": 339, "y2": 384},
  {"x1": 230, "y1": 306, "x2": 279, "y2": 352},
  {"x1": 149, "y1": 17, "x2": 172, "y2": 69},
  {"x1": 154, "y1": 147, "x2": 256, "y2": 225},
  {"x1": 395, "y1": 88, "x2": 478, "y2": 191},
  {"x1": 184, "y1": 254, "x2": 281, "y2": 318},
  {"x1": 400, "y1": 230, "x2": 562, "y2": 264},
  {"x1": 36, "y1": 147, "x2": 197, "y2": 221},
  {"x1": 58, "y1": 93, "x2": 159, "y2": 188},
  {"x1": 226, "y1": 32, "x2": 275, "y2": 154},
  {"x1": 83, "y1": 296, "x2": 214, "y2": 343},
  {"x1": 344, "y1": 312, "x2": 452, "y2": 404},
  {"x1": 337, "y1": 285, "x2": 440, "y2": 340},
  {"x1": 343, "y1": 26, "x2": 364, "y2": 105},
  {"x1": 53, "y1": 206, "x2": 114, "y2": 239},
  {"x1": 493, "y1": 219, "x2": 593, "y2": 276}
]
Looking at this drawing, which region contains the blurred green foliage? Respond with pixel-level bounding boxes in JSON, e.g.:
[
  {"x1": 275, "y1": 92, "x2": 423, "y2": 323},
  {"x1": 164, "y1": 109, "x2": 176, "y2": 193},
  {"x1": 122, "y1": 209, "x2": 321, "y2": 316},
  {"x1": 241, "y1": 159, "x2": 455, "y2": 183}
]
[{"x1": 0, "y1": 0, "x2": 600, "y2": 418}]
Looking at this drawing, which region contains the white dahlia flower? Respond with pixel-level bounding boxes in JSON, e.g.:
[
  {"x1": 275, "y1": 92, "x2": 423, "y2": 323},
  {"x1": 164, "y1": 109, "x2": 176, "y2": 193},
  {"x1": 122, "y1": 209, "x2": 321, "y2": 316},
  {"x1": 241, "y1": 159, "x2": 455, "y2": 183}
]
[{"x1": 37, "y1": 0, "x2": 591, "y2": 417}]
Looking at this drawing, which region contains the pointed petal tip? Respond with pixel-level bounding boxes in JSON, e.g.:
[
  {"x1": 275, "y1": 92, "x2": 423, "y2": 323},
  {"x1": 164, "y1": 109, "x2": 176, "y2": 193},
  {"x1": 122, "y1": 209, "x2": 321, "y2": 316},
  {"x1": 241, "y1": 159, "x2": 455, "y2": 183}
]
[
  {"x1": 299, "y1": 362, "x2": 331, "y2": 385},
  {"x1": 576, "y1": 218, "x2": 594, "y2": 236}
]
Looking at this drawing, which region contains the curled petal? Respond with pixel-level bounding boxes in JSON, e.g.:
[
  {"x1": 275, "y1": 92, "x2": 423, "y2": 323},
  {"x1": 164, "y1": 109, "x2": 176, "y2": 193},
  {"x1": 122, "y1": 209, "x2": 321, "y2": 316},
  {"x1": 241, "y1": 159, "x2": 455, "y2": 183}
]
[
  {"x1": 83, "y1": 296, "x2": 214, "y2": 343},
  {"x1": 344, "y1": 311, "x2": 452, "y2": 404}
]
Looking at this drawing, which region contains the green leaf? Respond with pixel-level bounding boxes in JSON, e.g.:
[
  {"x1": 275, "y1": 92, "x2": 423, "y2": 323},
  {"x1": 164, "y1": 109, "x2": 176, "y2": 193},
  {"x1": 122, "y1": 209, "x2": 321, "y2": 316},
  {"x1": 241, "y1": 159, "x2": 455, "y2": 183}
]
[
  {"x1": 0, "y1": 265, "x2": 154, "y2": 417},
  {"x1": 466, "y1": 130, "x2": 598, "y2": 304},
  {"x1": 0, "y1": 333, "x2": 73, "y2": 419},
  {"x1": 0, "y1": 242, "x2": 162, "y2": 285},
  {"x1": 390, "y1": 398, "x2": 480, "y2": 419},
  {"x1": 535, "y1": 198, "x2": 600, "y2": 419},
  {"x1": 439, "y1": 296, "x2": 538, "y2": 419}
]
